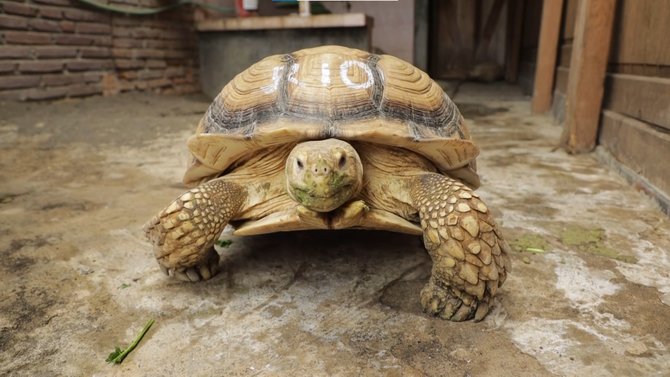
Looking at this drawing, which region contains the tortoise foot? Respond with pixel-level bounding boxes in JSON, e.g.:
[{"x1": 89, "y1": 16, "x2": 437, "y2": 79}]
[
  {"x1": 420, "y1": 277, "x2": 489, "y2": 322},
  {"x1": 160, "y1": 247, "x2": 220, "y2": 282}
]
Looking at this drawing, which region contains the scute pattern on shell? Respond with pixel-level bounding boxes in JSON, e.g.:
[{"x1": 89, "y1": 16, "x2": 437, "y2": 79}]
[{"x1": 201, "y1": 46, "x2": 463, "y2": 140}]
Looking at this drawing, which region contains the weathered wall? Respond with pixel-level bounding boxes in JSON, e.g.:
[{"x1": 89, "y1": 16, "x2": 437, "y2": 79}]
[
  {"x1": 0, "y1": 0, "x2": 199, "y2": 100},
  {"x1": 551, "y1": 0, "x2": 670, "y2": 203},
  {"x1": 315, "y1": 0, "x2": 415, "y2": 63},
  {"x1": 598, "y1": 0, "x2": 670, "y2": 199}
]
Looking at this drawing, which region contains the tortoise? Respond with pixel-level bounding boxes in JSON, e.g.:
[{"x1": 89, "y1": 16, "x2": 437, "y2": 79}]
[{"x1": 145, "y1": 45, "x2": 511, "y2": 321}]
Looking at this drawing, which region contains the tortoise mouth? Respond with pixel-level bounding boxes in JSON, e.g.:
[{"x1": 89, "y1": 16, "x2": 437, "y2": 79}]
[
  {"x1": 288, "y1": 183, "x2": 356, "y2": 212},
  {"x1": 290, "y1": 184, "x2": 354, "y2": 199}
]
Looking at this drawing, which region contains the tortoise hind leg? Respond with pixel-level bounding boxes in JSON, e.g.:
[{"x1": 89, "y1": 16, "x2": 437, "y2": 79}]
[
  {"x1": 144, "y1": 178, "x2": 247, "y2": 282},
  {"x1": 409, "y1": 173, "x2": 511, "y2": 321}
]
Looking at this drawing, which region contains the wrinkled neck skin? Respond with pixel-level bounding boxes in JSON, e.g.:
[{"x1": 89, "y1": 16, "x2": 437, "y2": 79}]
[{"x1": 285, "y1": 139, "x2": 364, "y2": 212}]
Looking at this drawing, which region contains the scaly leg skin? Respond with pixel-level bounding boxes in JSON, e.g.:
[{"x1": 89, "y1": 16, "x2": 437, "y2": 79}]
[
  {"x1": 410, "y1": 173, "x2": 512, "y2": 321},
  {"x1": 144, "y1": 178, "x2": 246, "y2": 282}
]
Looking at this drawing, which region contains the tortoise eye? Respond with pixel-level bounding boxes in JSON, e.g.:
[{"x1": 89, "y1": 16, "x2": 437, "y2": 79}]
[
  {"x1": 296, "y1": 159, "x2": 304, "y2": 169},
  {"x1": 338, "y1": 155, "x2": 346, "y2": 169}
]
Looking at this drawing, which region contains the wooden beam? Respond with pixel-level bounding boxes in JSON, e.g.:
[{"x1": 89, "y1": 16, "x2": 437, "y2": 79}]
[
  {"x1": 531, "y1": 0, "x2": 564, "y2": 113},
  {"x1": 562, "y1": 0, "x2": 616, "y2": 153}
]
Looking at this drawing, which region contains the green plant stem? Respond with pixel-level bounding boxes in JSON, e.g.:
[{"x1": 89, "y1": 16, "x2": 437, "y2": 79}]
[{"x1": 112, "y1": 319, "x2": 155, "y2": 364}]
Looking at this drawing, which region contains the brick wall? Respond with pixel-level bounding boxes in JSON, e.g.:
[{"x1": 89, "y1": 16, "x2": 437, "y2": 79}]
[{"x1": 0, "y1": 0, "x2": 199, "y2": 100}]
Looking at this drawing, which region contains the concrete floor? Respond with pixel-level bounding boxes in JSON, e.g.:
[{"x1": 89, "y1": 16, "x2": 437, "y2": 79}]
[{"x1": 1, "y1": 85, "x2": 669, "y2": 376}]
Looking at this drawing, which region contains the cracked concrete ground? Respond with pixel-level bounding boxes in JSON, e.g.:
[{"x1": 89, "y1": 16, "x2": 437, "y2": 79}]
[{"x1": 1, "y1": 85, "x2": 669, "y2": 376}]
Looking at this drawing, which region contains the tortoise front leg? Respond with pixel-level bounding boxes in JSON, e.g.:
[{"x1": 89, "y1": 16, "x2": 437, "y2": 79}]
[
  {"x1": 144, "y1": 178, "x2": 247, "y2": 282},
  {"x1": 410, "y1": 173, "x2": 511, "y2": 321}
]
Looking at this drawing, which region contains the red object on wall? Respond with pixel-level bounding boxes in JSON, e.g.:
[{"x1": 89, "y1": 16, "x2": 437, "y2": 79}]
[{"x1": 235, "y1": 0, "x2": 251, "y2": 17}]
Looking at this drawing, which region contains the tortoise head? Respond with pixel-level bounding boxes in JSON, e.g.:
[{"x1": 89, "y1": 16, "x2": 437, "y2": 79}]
[{"x1": 285, "y1": 139, "x2": 363, "y2": 212}]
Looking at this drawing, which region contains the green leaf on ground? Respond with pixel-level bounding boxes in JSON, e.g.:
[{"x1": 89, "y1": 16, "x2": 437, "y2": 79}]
[{"x1": 216, "y1": 239, "x2": 233, "y2": 248}]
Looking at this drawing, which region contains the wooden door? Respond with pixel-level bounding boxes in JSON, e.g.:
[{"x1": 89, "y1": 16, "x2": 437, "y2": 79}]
[{"x1": 429, "y1": 0, "x2": 509, "y2": 80}]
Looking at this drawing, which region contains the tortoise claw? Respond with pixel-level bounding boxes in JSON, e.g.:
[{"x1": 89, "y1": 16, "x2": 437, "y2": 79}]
[
  {"x1": 163, "y1": 248, "x2": 220, "y2": 282},
  {"x1": 421, "y1": 278, "x2": 478, "y2": 322}
]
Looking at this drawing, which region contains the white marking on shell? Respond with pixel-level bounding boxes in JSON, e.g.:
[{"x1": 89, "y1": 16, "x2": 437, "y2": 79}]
[
  {"x1": 339, "y1": 60, "x2": 373, "y2": 90},
  {"x1": 321, "y1": 63, "x2": 330, "y2": 86},
  {"x1": 260, "y1": 65, "x2": 285, "y2": 94},
  {"x1": 287, "y1": 63, "x2": 302, "y2": 87}
]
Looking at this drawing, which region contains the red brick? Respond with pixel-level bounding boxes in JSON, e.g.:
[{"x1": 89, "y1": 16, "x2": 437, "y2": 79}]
[
  {"x1": 113, "y1": 38, "x2": 143, "y2": 48},
  {"x1": 0, "y1": 75, "x2": 41, "y2": 90},
  {"x1": 28, "y1": 18, "x2": 61, "y2": 32},
  {"x1": 132, "y1": 27, "x2": 161, "y2": 38},
  {"x1": 76, "y1": 21, "x2": 111, "y2": 35},
  {"x1": 68, "y1": 83, "x2": 102, "y2": 97},
  {"x1": 91, "y1": 35, "x2": 112, "y2": 46},
  {"x1": 111, "y1": 27, "x2": 132, "y2": 37},
  {"x1": 164, "y1": 50, "x2": 188, "y2": 59},
  {"x1": 0, "y1": 89, "x2": 27, "y2": 101},
  {"x1": 53, "y1": 34, "x2": 94, "y2": 46},
  {"x1": 2, "y1": 2, "x2": 37, "y2": 16},
  {"x1": 0, "y1": 62, "x2": 17, "y2": 73},
  {"x1": 33, "y1": 0, "x2": 73, "y2": 6},
  {"x1": 146, "y1": 59, "x2": 167, "y2": 68},
  {"x1": 134, "y1": 49, "x2": 164, "y2": 59},
  {"x1": 0, "y1": 15, "x2": 28, "y2": 29},
  {"x1": 42, "y1": 74, "x2": 73, "y2": 86},
  {"x1": 33, "y1": 46, "x2": 78, "y2": 58},
  {"x1": 165, "y1": 67, "x2": 184, "y2": 77},
  {"x1": 66, "y1": 59, "x2": 113, "y2": 71},
  {"x1": 145, "y1": 39, "x2": 192, "y2": 50},
  {"x1": 41, "y1": 72, "x2": 98, "y2": 87},
  {"x1": 4, "y1": 31, "x2": 52, "y2": 45},
  {"x1": 112, "y1": 16, "x2": 146, "y2": 27},
  {"x1": 146, "y1": 78, "x2": 170, "y2": 88},
  {"x1": 83, "y1": 71, "x2": 103, "y2": 82},
  {"x1": 19, "y1": 60, "x2": 63, "y2": 73},
  {"x1": 137, "y1": 69, "x2": 164, "y2": 80},
  {"x1": 143, "y1": 40, "x2": 165, "y2": 49},
  {"x1": 63, "y1": 8, "x2": 109, "y2": 22},
  {"x1": 160, "y1": 30, "x2": 187, "y2": 40},
  {"x1": 119, "y1": 70, "x2": 137, "y2": 79},
  {"x1": 39, "y1": 7, "x2": 63, "y2": 19},
  {"x1": 118, "y1": 80, "x2": 136, "y2": 91},
  {"x1": 178, "y1": 84, "x2": 198, "y2": 93},
  {"x1": 80, "y1": 47, "x2": 111, "y2": 58},
  {"x1": 102, "y1": 72, "x2": 120, "y2": 95},
  {"x1": 0, "y1": 46, "x2": 32, "y2": 58},
  {"x1": 26, "y1": 86, "x2": 68, "y2": 100},
  {"x1": 115, "y1": 59, "x2": 143, "y2": 69},
  {"x1": 111, "y1": 48, "x2": 133, "y2": 58},
  {"x1": 59, "y1": 20, "x2": 75, "y2": 32}
]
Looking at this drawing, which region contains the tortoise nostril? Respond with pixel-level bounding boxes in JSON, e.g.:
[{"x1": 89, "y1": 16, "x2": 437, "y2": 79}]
[
  {"x1": 296, "y1": 159, "x2": 304, "y2": 169},
  {"x1": 338, "y1": 155, "x2": 346, "y2": 169}
]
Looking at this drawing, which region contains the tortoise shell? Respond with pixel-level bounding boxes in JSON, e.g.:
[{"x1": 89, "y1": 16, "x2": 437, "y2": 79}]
[{"x1": 185, "y1": 45, "x2": 479, "y2": 187}]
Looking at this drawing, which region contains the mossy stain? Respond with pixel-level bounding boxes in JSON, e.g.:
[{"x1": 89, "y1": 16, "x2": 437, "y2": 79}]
[
  {"x1": 510, "y1": 233, "x2": 549, "y2": 253},
  {"x1": 559, "y1": 225, "x2": 637, "y2": 264}
]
